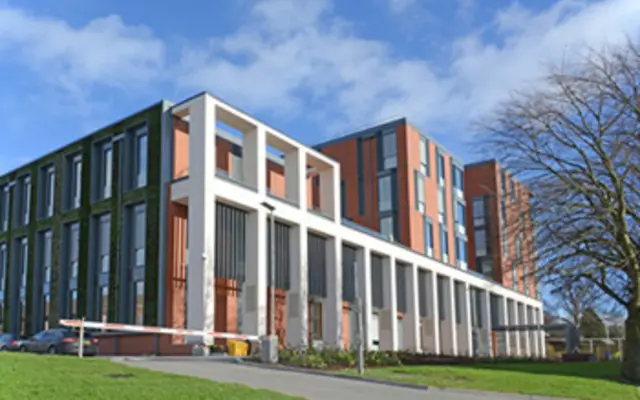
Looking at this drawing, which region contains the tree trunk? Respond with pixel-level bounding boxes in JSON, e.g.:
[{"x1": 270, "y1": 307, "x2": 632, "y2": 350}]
[{"x1": 622, "y1": 308, "x2": 640, "y2": 383}]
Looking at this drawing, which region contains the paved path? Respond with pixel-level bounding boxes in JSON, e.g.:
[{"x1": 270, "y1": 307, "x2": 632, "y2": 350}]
[{"x1": 115, "y1": 356, "x2": 565, "y2": 400}]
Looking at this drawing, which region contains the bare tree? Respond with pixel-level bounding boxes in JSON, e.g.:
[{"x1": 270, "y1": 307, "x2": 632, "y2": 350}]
[
  {"x1": 546, "y1": 278, "x2": 603, "y2": 329},
  {"x1": 477, "y1": 39, "x2": 640, "y2": 381}
]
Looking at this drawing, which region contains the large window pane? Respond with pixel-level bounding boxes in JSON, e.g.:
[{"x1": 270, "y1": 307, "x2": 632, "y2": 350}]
[
  {"x1": 474, "y1": 228, "x2": 488, "y2": 257},
  {"x1": 420, "y1": 137, "x2": 429, "y2": 176},
  {"x1": 378, "y1": 176, "x2": 392, "y2": 212},
  {"x1": 134, "y1": 205, "x2": 146, "y2": 268},
  {"x1": 472, "y1": 196, "x2": 485, "y2": 227},
  {"x1": 380, "y1": 216, "x2": 394, "y2": 239},
  {"x1": 70, "y1": 290, "x2": 78, "y2": 318},
  {"x1": 103, "y1": 145, "x2": 113, "y2": 199},
  {"x1": 99, "y1": 215, "x2": 111, "y2": 273},
  {"x1": 46, "y1": 167, "x2": 55, "y2": 217},
  {"x1": 382, "y1": 132, "x2": 397, "y2": 169},
  {"x1": 70, "y1": 223, "x2": 79, "y2": 278},
  {"x1": 415, "y1": 171, "x2": 425, "y2": 213},
  {"x1": 134, "y1": 280, "x2": 145, "y2": 325},
  {"x1": 136, "y1": 131, "x2": 148, "y2": 188}
]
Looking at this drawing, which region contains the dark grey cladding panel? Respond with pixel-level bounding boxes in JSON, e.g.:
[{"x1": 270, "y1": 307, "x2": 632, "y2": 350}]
[
  {"x1": 395, "y1": 263, "x2": 407, "y2": 313},
  {"x1": 371, "y1": 254, "x2": 384, "y2": 309},
  {"x1": 341, "y1": 244, "x2": 356, "y2": 302},
  {"x1": 307, "y1": 233, "x2": 326, "y2": 298},
  {"x1": 418, "y1": 270, "x2": 428, "y2": 317},
  {"x1": 266, "y1": 220, "x2": 291, "y2": 290}
]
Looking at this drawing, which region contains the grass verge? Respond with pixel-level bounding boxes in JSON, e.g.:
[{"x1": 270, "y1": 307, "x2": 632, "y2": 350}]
[
  {"x1": 339, "y1": 361, "x2": 637, "y2": 400},
  {"x1": 0, "y1": 353, "x2": 303, "y2": 400}
]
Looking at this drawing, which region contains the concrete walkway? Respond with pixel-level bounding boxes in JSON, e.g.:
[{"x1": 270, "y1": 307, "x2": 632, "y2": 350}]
[{"x1": 114, "y1": 356, "x2": 567, "y2": 400}]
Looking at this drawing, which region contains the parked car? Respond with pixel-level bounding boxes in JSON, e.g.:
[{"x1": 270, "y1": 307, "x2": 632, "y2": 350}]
[
  {"x1": 20, "y1": 328, "x2": 99, "y2": 356},
  {"x1": 0, "y1": 333, "x2": 22, "y2": 351}
]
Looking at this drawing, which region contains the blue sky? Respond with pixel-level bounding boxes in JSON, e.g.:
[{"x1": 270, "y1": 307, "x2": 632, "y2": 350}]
[{"x1": 0, "y1": 0, "x2": 639, "y2": 175}]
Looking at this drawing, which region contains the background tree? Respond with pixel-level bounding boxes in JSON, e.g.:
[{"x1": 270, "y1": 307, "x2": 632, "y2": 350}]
[{"x1": 477, "y1": 39, "x2": 639, "y2": 381}]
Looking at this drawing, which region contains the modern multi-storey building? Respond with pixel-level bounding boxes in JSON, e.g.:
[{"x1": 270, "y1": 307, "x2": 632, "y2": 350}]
[
  {"x1": 315, "y1": 119, "x2": 468, "y2": 269},
  {"x1": 0, "y1": 92, "x2": 543, "y2": 358},
  {"x1": 464, "y1": 160, "x2": 536, "y2": 296}
]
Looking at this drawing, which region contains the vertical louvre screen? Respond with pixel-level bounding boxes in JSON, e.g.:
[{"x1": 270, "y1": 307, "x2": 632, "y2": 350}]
[
  {"x1": 215, "y1": 203, "x2": 247, "y2": 282},
  {"x1": 307, "y1": 234, "x2": 326, "y2": 298},
  {"x1": 396, "y1": 264, "x2": 407, "y2": 313},
  {"x1": 266, "y1": 219, "x2": 290, "y2": 290}
]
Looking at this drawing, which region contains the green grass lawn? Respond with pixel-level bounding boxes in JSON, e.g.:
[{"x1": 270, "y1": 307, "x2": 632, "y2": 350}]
[
  {"x1": 340, "y1": 361, "x2": 638, "y2": 400},
  {"x1": 0, "y1": 353, "x2": 302, "y2": 400}
]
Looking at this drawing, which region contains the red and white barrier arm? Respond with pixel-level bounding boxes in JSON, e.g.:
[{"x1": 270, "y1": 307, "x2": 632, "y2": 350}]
[{"x1": 59, "y1": 319, "x2": 261, "y2": 342}]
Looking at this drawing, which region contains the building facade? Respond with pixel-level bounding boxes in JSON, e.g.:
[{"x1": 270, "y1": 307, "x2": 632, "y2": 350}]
[
  {"x1": 464, "y1": 160, "x2": 537, "y2": 296},
  {"x1": 315, "y1": 119, "x2": 468, "y2": 270},
  {"x1": 0, "y1": 92, "x2": 542, "y2": 358}
]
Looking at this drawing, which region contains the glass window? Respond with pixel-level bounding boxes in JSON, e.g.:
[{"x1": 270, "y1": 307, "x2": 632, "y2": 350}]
[
  {"x1": 43, "y1": 230, "x2": 52, "y2": 283},
  {"x1": 0, "y1": 244, "x2": 5, "y2": 292},
  {"x1": 516, "y1": 235, "x2": 522, "y2": 261},
  {"x1": 472, "y1": 196, "x2": 485, "y2": 227},
  {"x1": 378, "y1": 176, "x2": 392, "y2": 212},
  {"x1": 380, "y1": 216, "x2": 394, "y2": 239},
  {"x1": 479, "y1": 259, "x2": 493, "y2": 276},
  {"x1": 43, "y1": 294, "x2": 50, "y2": 330},
  {"x1": 453, "y1": 166, "x2": 464, "y2": 191},
  {"x1": 22, "y1": 176, "x2": 31, "y2": 225},
  {"x1": 440, "y1": 224, "x2": 449, "y2": 260},
  {"x1": 437, "y1": 153, "x2": 445, "y2": 180},
  {"x1": 99, "y1": 215, "x2": 111, "y2": 274},
  {"x1": 419, "y1": 137, "x2": 429, "y2": 176},
  {"x1": 230, "y1": 153, "x2": 243, "y2": 181},
  {"x1": 438, "y1": 187, "x2": 445, "y2": 214},
  {"x1": 45, "y1": 166, "x2": 55, "y2": 217},
  {"x1": 510, "y1": 179, "x2": 516, "y2": 203},
  {"x1": 99, "y1": 286, "x2": 109, "y2": 322},
  {"x1": 70, "y1": 290, "x2": 78, "y2": 318},
  {"x1": 415, "y1": 171, "x2": 425, "y2": 213},
  {"x1": 382, "y1": 132, "x2": 397, "y2": 169},
  {"x1": 20, "y1": 238, "x2": 28, "y2": 288},
  {"x1": 456, "y1": 202, "x2": 465, "y2": 226},
  {"x1": 71, "y1": 155, "x2": 82, "y2": 209},
  {"x1": 136, "y1": 131, "x2": 148, "y2": 188},
  {"x1": 102, "y1": 144, "x2": 113, "y2": 199},
  {"x1": 20, "y1": 300, "x2": 26, "y2": 335},
  {"x1": 474, "y1": 228, "x2": 488, "y2": 257},
  {"x1": 69, "y1": 223, "x2": 79, "y2": 278},
  {"x1": 512, "y1": 262, "x2": 518, "y2": 290},
  {"x1": 133, "y1": 205, "x2": 146, "y2": 268},
  {"x1": 424, "y1": 218, "x2": 434, "y2": 255},
  {"x1": 456, "y1": 237, "x2": 467, "y2": 264},
  {"x1": 133, "y1": 280, "x2": 146, "y2": 325},
  {"x1": 0, "y1": 185, "x2": 9, "y2": 231}
]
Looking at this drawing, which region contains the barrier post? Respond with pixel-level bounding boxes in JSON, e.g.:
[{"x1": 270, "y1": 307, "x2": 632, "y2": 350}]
[{"x1": 78, "y1": 317, "x2": 85, "y2": 358}]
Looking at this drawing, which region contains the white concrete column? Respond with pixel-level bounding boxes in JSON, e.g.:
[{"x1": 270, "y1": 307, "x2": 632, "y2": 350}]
[
  {"x1": 243, "y1": 126, "x2": 266, "y2": 195},
  {"x1": 430, "y1": 272, "x2": 441, "y2": 354},
  {"x1": 502, "y1": 296, "x2": 511, "y2": 356},
  {"x1": 186, "y1": 95, "x2": 216, "y2": 344},
  {"x1": 286, "y1": 224, "x2": 308, "y2": 348},
  {"x1": 522, "y1": 304, "x2": 531, "y2": 357},
  {"x1": 356, "y1": 247, "x2": 373, "y2": 349},
  {"x1": 323, "y1": 236, "x2": 343, "y2": 347},
  {"x1": 404, "y1": 264, "x2": 421, "y2": 352},
  {"x1": 514, "y1": 302, "x2": 521, "y2": 356},
  {"x1": 242, "y1": 209, "x2": 268, "y2": 337},
  {"x1": 380, "y1": 256, "x2": 398, "y2": 351},
  {"x1": 464, "y1": 284, "x2": 473, "y2": 356},
  {"x1": 284, "y1": 149, "x2": 307, "y2": 208},
  {"x1": 484, "y1": 291, "x2": 493, "y2": 357},
  {"x1": 319, "y1": 166, "x2": 340, "y2": 222},
  {"x1": 538, "y1": 308, "x2": 546, "y2": 358},
  {"x1": 449, "y1": 277, "x2": 458, "y2": 356}
]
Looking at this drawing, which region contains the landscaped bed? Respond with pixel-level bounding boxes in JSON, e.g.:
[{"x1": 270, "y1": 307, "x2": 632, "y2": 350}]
[
  {"x1": 0, "y1": 353, "x2": 302, "y2": 400},
  {"x1": 265, "y1": 347, "x2": 637, "y2": 400}
]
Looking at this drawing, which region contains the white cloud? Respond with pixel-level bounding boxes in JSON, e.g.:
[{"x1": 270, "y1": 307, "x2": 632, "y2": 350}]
[
  {"x1": 387, "y1": 0, "x2": 417, "y2": 13},
  {"x1": 457, "y1": 0, "x2": 476, "y2": 21},
  {"x1": 176, "y1": 0, "x2": 640, "y2": 136},
  {"x1": 0, "y1": 6, "x2": 165, "y2": 95},
  {"x1": 1, "y1": 0, "x2": 639, "y2": 141}
]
